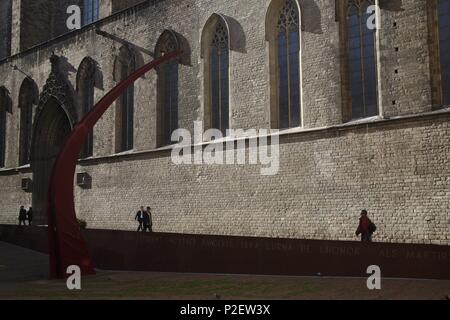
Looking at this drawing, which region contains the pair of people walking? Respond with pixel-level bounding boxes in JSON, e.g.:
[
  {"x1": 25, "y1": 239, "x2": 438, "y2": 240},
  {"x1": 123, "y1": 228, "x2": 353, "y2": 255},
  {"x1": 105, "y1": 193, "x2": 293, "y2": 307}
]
[
  {"x1": 135, "y1": 206, "x2": 153, "y2": 232},
  {"x1": 18, "y1": 206, "x2": 33, "y2": 226}
]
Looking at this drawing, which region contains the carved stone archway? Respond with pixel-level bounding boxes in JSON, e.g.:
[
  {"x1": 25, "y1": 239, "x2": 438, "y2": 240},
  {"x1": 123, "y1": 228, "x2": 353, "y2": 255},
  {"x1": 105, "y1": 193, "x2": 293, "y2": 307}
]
[{"x1": 31, "y1": 55, "x2": 74, "y2": 225}]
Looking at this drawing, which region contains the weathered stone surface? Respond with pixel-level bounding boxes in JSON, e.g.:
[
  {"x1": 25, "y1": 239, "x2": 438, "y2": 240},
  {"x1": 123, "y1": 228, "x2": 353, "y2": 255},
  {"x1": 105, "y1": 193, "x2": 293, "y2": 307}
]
[
  {"x1": 0, "y1": 0, "x2": 448, "y2": 245},
  {"x1": 0, "y1": 0, "x2": 12, "y2": 60}
]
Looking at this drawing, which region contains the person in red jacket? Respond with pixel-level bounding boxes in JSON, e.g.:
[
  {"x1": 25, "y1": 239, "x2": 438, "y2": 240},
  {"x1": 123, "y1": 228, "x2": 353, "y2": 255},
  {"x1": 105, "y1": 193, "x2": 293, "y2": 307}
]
[{"x1": 356, "y1": 210, "x2": 373, "y2": 242}]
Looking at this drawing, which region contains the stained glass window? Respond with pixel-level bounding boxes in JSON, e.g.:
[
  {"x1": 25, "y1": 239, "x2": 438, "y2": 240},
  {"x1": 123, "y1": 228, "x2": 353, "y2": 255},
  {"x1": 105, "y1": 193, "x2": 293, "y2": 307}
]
[
  {"x1": 77, "y1": 58, "x2": 96, "y2": 158},
  {"x1": 347, "y1": 0, "x2": 378, "y2": 119},
  {"x1": 83, "y1": 0, "x2": 100, "y2": 25},
  {"x1": 156, "y1": 33, "x2": 179, "y2": 146},
  {"x1": 116, "y1": 47, "x2": 135, "y2": 152},
  {"x1": 210, "y1": 21, "x2": 230, "y2": 135},
  {"x1": 19, "y1": 79, "x2": 35, "y2": 166},
  {"x1": 121, "y1": 82, "x2": 134, "y2": 152},
  {"x1": 277, "y1": 0, "x2": 301, "y2": 129},
  {"x1": 438, "y1": 0, "x2": 450, "y2": 105}
]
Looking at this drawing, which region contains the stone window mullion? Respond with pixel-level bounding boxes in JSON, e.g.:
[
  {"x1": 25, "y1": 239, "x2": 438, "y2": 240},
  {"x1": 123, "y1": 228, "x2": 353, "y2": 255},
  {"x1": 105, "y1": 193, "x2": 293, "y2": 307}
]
[
  {"x1": 210, "y1": 20, "x2": 230, "y2": 135},
  {"x1": 286, "y1": 29, "x2": 292, "y2": 127},
  {"x1": 218, "y1": 49, "x2": 223, "y2": 131}
]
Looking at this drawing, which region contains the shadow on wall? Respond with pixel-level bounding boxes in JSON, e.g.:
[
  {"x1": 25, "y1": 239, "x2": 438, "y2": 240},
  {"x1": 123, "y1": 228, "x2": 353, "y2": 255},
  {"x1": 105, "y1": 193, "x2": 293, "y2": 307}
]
[
  {"x1": 1, "y1": 87, "x2": 13, "y2": 114},
  {"x1": 172, "y1": 31, "x2": 192, "y2": 67},
  {"x1": 57, "y1": 55, "x2": 77, "y2": 103},
  {"x1": 335, "y1": 0, "x2": 404, "y2": 22},
  {"x1": 95, "y1": 29, "x2": 154, "y2": 57},
  {"x1": 380, "y1": 0, "x2": 404, "y2": 12},
  {"x1": 300, "y1": 0, "x2": 323, "y2": 34},
  {"x1": 134, "y1": 48, "x2": 146, "y2": 77},
  {"x1": 266, "y1": 0, "x2": 323, "y2": 35},
  {"x1": 222, "y1": 14, "x2": 247, "y2": 54},
  {"x1": 93, "y1": 60, "x2": 105, "y2": 91},
  {"x1": 201, "y1": 13, "x2": 247, "y2": 57}
]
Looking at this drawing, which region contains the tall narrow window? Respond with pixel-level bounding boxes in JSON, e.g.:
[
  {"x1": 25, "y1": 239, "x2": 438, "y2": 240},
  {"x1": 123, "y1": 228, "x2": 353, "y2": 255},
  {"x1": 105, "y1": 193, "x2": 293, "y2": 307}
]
[
  {"x1": 83, "y1": 0, "x2": 100, "y2": 25},
  {"x1": 77, "y1": 57, "x2": 96, "y2": 158},
  {"x1": 266, "y1": 0, "x2": 302, "y2": 129},
  {"x1": 277, "y1": 0, "x2": 301, "y2": 129},
  {"x1": 156, "y1": 31, "x2": 179, "y2": 147},
  {"x1": 114, "y1": 46, "x2": 135, "y2": 152},
  {"x1": 0, "y1": 88, "x2": 7, "y2": 168},
  {"x1": 210, "y1": 20, "x2": 230, "y2": 135},
  {"x1": 346, "y1": 0, "x2": 378, "y2": 119},
  {"x1": 438, "y1": 0, "x2": 450, "y2": 105},
  {"x1": 18, "y1": 78, "x2": 37, "y2": 166}
]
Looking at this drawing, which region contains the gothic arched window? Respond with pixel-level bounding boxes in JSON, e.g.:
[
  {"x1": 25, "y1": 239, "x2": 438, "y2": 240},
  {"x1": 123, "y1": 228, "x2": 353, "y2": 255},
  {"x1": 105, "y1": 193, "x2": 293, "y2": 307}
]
[
  {"x1": 77, "y1": 57, "x2": 96, "y2": 158},
  {"x1": 345, "y1": 0, "x2": 378, "y2": 120},
  {"x1": 18, "y1": 78, "x2": 38, "y2": 166},
  {"x1": 0, "y1": 87, "x2": 8, "y2": 168},
  {"x1": 276, "y1": 0, "x2": 301, "y2": 129},
  {"x1": 83, "y1": 0, "x2": 100, "y2": 25},
  {"x1": 202, "y1": 15, "x2": 230, "y2": 135},
  {"x1": 155, "y1": 31, "x2": 179, "y2": 147},
  {"x1": 114, "y1": 46, "x2": 135, "y2": 152},
  {"x1": 266, "y1": 0, "x2": 302, "y2": 129},
  {"x1": 210, "y1": 20, "x2": 230, "y2": 135},
  {"x1": 438, "y1": 0, "x2": 450, "y2": 105},
  {"x1": 430, "y1": 0, "x2": 450, "y2": 107}
]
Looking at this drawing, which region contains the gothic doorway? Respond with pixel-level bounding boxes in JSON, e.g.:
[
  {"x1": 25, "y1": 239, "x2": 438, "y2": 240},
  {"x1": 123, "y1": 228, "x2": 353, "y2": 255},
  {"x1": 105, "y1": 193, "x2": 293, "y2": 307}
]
[{"x1": 31, "y1": 97, "x2": 72, "y2": 225}]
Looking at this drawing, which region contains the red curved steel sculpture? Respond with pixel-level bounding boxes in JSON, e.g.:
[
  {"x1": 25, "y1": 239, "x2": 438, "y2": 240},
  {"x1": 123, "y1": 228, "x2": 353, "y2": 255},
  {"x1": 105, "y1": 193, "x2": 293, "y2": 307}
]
[{"x1": 47, "y1": 50, "x2": 183, "y2": 279}]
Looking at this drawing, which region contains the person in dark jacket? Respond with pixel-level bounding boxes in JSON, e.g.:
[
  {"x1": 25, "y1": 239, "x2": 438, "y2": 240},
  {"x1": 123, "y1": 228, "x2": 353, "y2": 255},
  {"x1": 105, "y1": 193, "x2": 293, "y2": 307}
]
[
  {"x1": 135, "y1": 206, "x2": 145, "y2": 232},
  {"x1": 143, "y1": 207, "x2": 153, "y2": 232},
  {"x1": 18, "y1": 206, "x2": 27, "y2": 226},
  {"x1": 27, "y1": 207, "x2": 33, "y2": 226},
  {"x1": 356, "y1": 210, "x2": 373, "y2": 242}
]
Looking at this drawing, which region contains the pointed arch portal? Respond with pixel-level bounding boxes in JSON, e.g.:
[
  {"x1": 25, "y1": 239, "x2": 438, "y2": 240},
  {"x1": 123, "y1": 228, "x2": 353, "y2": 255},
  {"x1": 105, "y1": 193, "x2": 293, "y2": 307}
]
[
  {"x1": 31, "y1": 97, "x2": 72, "y2": 227},
  {"x1": 45, "y1": 49, "x2": 182, "y2": 279}
]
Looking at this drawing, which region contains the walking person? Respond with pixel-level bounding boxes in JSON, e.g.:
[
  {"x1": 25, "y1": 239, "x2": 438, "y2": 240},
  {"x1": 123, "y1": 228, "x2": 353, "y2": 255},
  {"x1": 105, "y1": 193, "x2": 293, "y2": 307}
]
[
  {"x1": 135, "y1": 206, "x2": 145, "y2": 232},
  {"x1": 143, "y1": 207, "x2": 153, "y2": 232},
  {"x1": 27, "y1": 207, "x2": 33, "y2": 226},
  {"x1": 356, "y1": 209, "x2": 376, "y2": 242},
  {"x1": 18, "y1": 206, "x2": 27, "y2": 226}
]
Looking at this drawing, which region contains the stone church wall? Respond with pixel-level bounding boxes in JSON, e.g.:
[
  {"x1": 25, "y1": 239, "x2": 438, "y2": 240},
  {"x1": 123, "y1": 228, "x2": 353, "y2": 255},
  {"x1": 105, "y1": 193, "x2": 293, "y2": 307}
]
[{"x1": 0, "y1": 0, "x2": 448, "y2": 245}]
